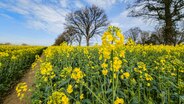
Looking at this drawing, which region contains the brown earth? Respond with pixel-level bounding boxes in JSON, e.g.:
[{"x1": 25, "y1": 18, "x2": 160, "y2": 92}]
[{"x1": 3, "y1": 56, "x2": 42, "y2": 104}]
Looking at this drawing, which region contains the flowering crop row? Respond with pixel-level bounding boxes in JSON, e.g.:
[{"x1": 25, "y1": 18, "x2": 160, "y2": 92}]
[
  {"x1": 30, "y1": 26, "x2": 184, "y2": 104},
  {"x1": 0, "y1": 45, "x2": 45, "y2": 101},
  {"x1": 0, "y1": 45, "x2": 35, "y2": 52}
]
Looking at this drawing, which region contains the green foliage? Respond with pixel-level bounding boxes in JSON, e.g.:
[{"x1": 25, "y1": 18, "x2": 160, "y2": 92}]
[
  {"x1": 31, "y1": 44, "x2": 184, "y2": 104},
  {"x1": 0, "y1": 45, "x2": 44, "y2": 101}
]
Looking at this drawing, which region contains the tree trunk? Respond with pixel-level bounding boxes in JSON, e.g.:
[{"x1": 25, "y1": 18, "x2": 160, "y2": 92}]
[
  {"x1": 164, "y1": 0, "x2": 174, "y2": 45},
  {"x1": 86, "y1": 37, "x2": 90, "y2": 46},
  {"x1": 79, "y1": 40, "x2": 81, "y2": 46}
]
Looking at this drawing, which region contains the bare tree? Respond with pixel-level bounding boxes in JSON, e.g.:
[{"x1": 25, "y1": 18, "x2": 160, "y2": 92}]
[
  {"x1": 128, "y1": 0, "x2": 184, "y2": 45},
  {"x1": 149, "y1": 27, "x2": 165, "y2": 44},
  {"x1": 125, "y1": 27, "x2": 142, "y2": 42},
  {"x1": 65, "y1": 26, "x2": 82, "y2": 46},
  {"x1": 65, "y1": 5, "x2": 109, "y2": 46},
  {"x1": 21, "y1": 43, "x2": 28, "y2": 46},
  {"x1": 54, "y1": 28, "x2": 76, "y2": 46},
  {"x1": 175, "y1": 27, "x2": 184, "y2": 44},
  {"x1": 54, "y1": 33, "x2": 68, "y2": 46},
  {"x1": 139, "y1": 31, "x2": 150, "y2": 44}
]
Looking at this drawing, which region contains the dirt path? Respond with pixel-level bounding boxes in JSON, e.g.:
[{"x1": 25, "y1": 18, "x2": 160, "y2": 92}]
[{"x1": 3, "y1": 56, "x2": 42, "y2": 104}]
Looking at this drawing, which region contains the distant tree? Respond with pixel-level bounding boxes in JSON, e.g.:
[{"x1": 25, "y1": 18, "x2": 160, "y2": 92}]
[
  {"x1": 74, "y1": 34, "x2": 82, "y2": 46},
  {"x1": 125, "y1": 26, "x2": 170, "y2": 45},
  {"x1": 139, "y1": 31, "x2": 150, "y2": 45},
  {"x1": 125, "y1": 27, "x2": 142, "y2": 42},
  {"x1": 128, "y1": 0, "x2": 184, "y2": 45},
  {"x1": 4, "y1": 42, "x2": 11, "y2": 45},
  {"x1": 175, "y1": 28, "x2": 184, "y2": 44},
  {"x1": 173, "y1": 21, "x2": 184, "y2": 44},
  {"x1": 54, "y1": 28, "x2": 76, "y2": 46},
  {"x1": 21, "y1": 43, "x2": 28, "y2": 46},
  {"x1": 150, "y1": 27, "x2": 165, "y2": 44},
  {"x1": 66, "y1": 26, "x2": 82, "y2": 46},
  {"x1": 54, "y1": 34, "x2": 66, "y2": 46},
  {"x1": 65, "y1": 5, "x2": 109, "y2": 46}
]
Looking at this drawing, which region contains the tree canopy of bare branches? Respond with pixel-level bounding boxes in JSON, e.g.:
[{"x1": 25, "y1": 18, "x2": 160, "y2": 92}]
[
  {"x1": 128, "y1": 0, "x2": 184, "y2": 45},
  {"x1": 65, "y1": 5, "x2": 109, "y2": 46},
  {"x1": 54, "y1": 27, "x2": 76, "y2": 45},
  {"x1": 125, "y1": 27, "x2": 142, "y2": 42}
]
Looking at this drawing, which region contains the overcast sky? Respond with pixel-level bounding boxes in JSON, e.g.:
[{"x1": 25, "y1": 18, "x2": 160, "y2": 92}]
[{"x1": 0, "y1": 0, "x2": 155, "y2": 46}]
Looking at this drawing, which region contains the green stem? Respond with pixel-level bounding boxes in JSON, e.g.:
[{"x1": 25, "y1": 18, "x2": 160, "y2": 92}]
[
  {"x1": 83, "y1": 83, "x2": 104, "y2": 104},
  {"x1": 67, "y1": 93, "x2": 77, "y2": 101},
  {"x1": 80, "y1": 83, "x2": 82, "y2": 101},
  {"x1": 177, "y1": 67, "x2": 179, "y2": 103},
  {"x1": 50, "y1": 78, "x2": 53, "y2": 93},
  {"x1": 158, "y1": 68, "x2": 161, "y2": 101},
  {"x1": 168, "y1": 88, "x2": 170, "y2": 104},
  {"x1": 115, "y1": 73, "x2": 119, "y2": 96},
  {"x1": 138, "y1": 77, "x2": 141, "y2": 104},
  {"x1": 111, "y1": 50, "x2": 115, "y2": 104},
  {"x1": 103, "y1": 75, "x2": 106, "y2": 99}
]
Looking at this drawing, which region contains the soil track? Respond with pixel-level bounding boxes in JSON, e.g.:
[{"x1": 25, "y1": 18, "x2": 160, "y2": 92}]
[{"x1": 3, "y1": 56, "x2": 42, "y2": 104}]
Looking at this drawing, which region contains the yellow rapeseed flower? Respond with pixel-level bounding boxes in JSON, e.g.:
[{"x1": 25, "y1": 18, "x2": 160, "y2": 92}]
[
  {"x1": 101, "y1": 63, "x2": 108, "y2": 69},
  {"x1": 113, "y1": 57, "x2": 122, "y2": 72},
  {"x1": 80, "y1": 93, "x2": 84, "y2": 100},
  {"x1": 160, "y1": 59, "x2": 165, "y2": 65},
  {"x1": 145, "y1": 73, "x2": 153, "y2": 81},
  {"x1": 113, "y1": 73, "x2": 117, "y2": 79},
  {"x1": 40, "y1": 62, "x2": 55, "y2": 82},
  {"x1": 147, "y1": 83, "x2": 151, "y2": 87},
  {"x1": 47, "y1": 91, "x2": 69, "y2": 104},
  {"x1": 11, "y1": 55, "x2": 16, "y2": 60},
  {"x1": 137, "y1": 62, "x2": 147, "y2": 71},
  {"x1": 16, "y1": 82, "x2": 28, "y2": 100},
  {"x1": 120, "y1": 74, "x2": 124, "y2": 80},
  {"x1": 102, "y1": 69, "x2": 108, "y2": 76},
  {"x1": 120, "y1": 50, "x2": 125, "y2": 58},
  {"x1": 71, "y1": 68, "x2": 85, "y2": 83},
  {"x1": 171, "y1": 73, "x2": 176, "y2": 76},
  {"x1": 114, "y1": 97, "x2": 124, "y2": 104},
  {"x1": 67, "y1": 84, "x2": 73, "y2": 94},
  {"x1": 123, "y1": 72, "x2": 130, "y2": 79}
]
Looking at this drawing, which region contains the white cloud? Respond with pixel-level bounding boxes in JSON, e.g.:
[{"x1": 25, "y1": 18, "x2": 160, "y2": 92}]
[
  {"x1": 0, "y1": 13, "x2": 13, "y2": 19},
  {"x1": 85, "y1": 0, "x2": 155, "y2": 32},
  {"x1": 110, "y1": 9, "x2": 156, "y2": 32},
  {"x1": 0, "y1": 0, "x2": 155, "y2": 37},
  {"x1": 75, "y1": 0, "x2": 85, "y2": 8},
  {"x1": 0, "y1": 0, "x2": 84, "y2": 35},
  {"x1": 86, "y1": 0, "x2": 116, "y2": 9},
  {"x1": 85, "y1": 0, "x2": 128, "y2": 9},
  {"x1": 59, "y1": 0, "x2": 68, "y2": 8}
]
